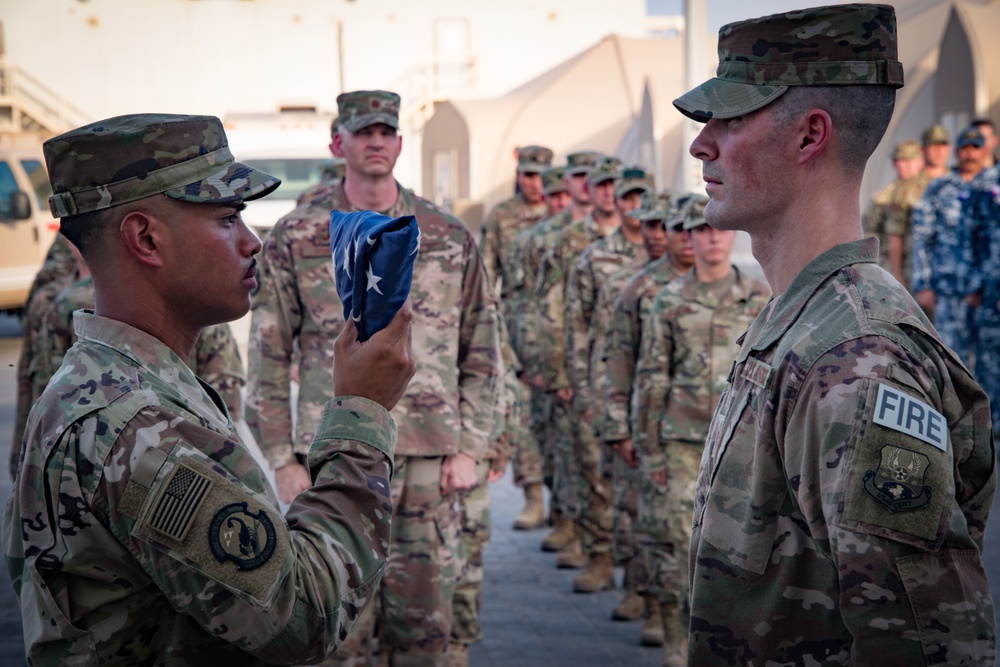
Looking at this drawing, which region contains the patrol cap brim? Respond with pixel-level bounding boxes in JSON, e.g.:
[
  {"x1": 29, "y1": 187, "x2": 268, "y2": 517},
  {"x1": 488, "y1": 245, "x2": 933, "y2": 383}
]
[
  {"x1": 673, "y1": 79, "x2": 788, "y2": 122},
  {"x1": 341, "y1": 114, "x2": 400, "y2": 133},
  {"x1": 163, "y1": 160, "x2": 281, "y2": 205}
]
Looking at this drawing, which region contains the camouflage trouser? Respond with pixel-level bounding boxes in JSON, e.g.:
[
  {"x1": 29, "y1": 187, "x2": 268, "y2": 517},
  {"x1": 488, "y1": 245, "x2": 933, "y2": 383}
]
[
  {"x1": 610, "y1": 452, "x2": 642, "y2": 571},
  {"x1": 934, "y1": 294, "x2": 976, "y2": 368},
  {"x1": 531, "y1": 389, "x2": 556, "y2": 498},
  {"x1": 638, "y1": 440, "x2": 703, "y2": 607},
  {"x1": 976, "y1": 304, "x2": 1000, "y2": 436},
  {"x1": 573, "y1": 403, "x2": 612, "y2": 556},
  {"x1": 323, "y1": 456, "x2": 459, "y2": 667},
  {"x1": 550, "y1": 394, "x2": 580, "y2": 520},
  {"x1": 452, "y1": 460, "x2": 492, "y2": 646},
  {"x1": 512, "y1": 387, "x2": 544, "y2": 488}
]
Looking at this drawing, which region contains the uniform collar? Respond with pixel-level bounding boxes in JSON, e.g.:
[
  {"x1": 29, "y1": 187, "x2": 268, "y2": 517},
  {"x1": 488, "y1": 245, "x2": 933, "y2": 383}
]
[{"x1": 740, "y1": 238, "x2": 877, "y2": 356}]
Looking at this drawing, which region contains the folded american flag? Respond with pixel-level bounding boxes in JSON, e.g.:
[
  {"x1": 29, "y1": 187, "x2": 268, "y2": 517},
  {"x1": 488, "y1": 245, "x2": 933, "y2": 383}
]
[{"x1": 330, "y1": 210, "x2": 420, "y2": 341}]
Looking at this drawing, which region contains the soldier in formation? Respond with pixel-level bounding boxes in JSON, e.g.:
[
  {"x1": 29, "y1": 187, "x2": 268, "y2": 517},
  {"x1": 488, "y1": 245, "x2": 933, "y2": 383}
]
[
  {"x1": 247, "y1": 90, "x2": 502, "y2": 667},
  {"x1": 4, "y1": 112, "x2": 416, "y2": 665},
  {"x1": 674, "y1": 4, "x2": 995, "y2": 663},
  {"x1": 479, "y1": 145, "x2": 553, "y2": 532}
]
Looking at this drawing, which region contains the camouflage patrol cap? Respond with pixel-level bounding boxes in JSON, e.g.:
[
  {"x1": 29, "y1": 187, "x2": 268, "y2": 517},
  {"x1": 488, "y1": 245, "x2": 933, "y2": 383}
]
[
  {"x1": 921, "y1": 124, "x2": 950, "y2": 146},
  {"x1": 542, "y1": 166, "x2": 568, "y2": 195},
  {"x1": 517, "y1": 145, "x2": 554, "y2": 174},
  {"x1": 565, "y1": 150, "x2": 605, "y2": 175},
  {"x1": 663, "y1": 193, "x2": 708, "y2": 230},
  {"x1": 635, "y1": 190, "x2": 674, "y2": 225},
  {"x1": 956, "y1": 127, "x2": 986, "y2": 149},
  {"x1": 44, "y1": 113, "x2": 281, "y2": 218},
  {"x1": 616, "y1": 166, "x2": 655, "y2": 198},
  {"x1": 679, "y1": 194, "x2": 711, "y2": 230},
  {"x1": 674, "y1": 4, "x2": 904, "y2": 122},
  {"x1": 337, "y1": 90, "x2": 400, "y2": 133},
  {"x1": 587, "y1": 156, "x2": 623, "y2": 186},
  {"x1": 892, "y1": 140, "x2": 922, "y2": 161}
]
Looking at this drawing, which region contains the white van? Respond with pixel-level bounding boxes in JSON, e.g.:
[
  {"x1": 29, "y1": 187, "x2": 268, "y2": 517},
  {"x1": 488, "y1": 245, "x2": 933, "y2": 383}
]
[
  {"x1": 224, "y1": 107, "x2": 340, "y2": 237},
  {"x1": 0, "y1": 148, "x2": 59, "y2": 311}
]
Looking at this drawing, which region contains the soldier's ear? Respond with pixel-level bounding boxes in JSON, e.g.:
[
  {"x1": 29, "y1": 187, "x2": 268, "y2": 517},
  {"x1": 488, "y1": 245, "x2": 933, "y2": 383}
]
[{"x1": 120, "y1": 208, "x2": 167, "y2": 268}]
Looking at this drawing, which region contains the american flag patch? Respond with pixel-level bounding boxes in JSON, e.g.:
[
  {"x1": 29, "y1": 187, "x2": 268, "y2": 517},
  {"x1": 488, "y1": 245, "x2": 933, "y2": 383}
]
[{"x1": 147, "y1": 463, "x2": 213, "y2": 542}]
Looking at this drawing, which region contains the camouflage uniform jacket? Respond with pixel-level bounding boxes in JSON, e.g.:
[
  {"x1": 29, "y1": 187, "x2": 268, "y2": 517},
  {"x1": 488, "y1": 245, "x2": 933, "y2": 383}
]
[
  {"x1": 912, "y1": 169, "x2": 993, "y2": 296},
  {"x1": 478, "y1": 193, "x2": 548, "y2": 294},
  {"x1": 536, "y1": 214, "x2": 615, "y2": 391},
  {"x1": 688, "y1": 239, "x2": 996, "y2": 664},
  {"x1": 248, "y1": 181, "x2": 502, "y2": 469},
  {"x1": 13, "y1": 236, "x2": 80, "y2": 475},
  {"x1": 632, "y1": 267, "x2": 769, "y2": 474},
  {"x1": 515, "y1": 208, "x2": 575, "y2": 380},
  {"x1": 863, "y1": 170, "x2": 931, "y2": 287},
  {"x1": 564, "y1": 228, "x2": 646, "y2": 406},
  {"x1": 11, "y1": 274, "x2": 75, "y2": 478},
  {"x1": 40, "y1": 276, "x2": 246, "y2": 419},
  {"x1": 587, "y1": 263, "x2": 642, "y2": 438},
  {"x1": 3, "y1": 312, "x2": 397, "y2": 666},
  {"x1": 601, "y1": 255, "x2": 685, "y2": 443}
]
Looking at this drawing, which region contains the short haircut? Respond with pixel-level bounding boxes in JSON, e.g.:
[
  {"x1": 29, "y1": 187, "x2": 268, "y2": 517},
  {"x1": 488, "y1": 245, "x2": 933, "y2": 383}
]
[
  {"x1": 770, "y1": 86, "x2": 896, "y2": 174},
  {"x1": 59, "y1": 207, "x2": 116, "y2": 262},
  {"x1": 972, "y1": 117, "x2": 996, "y2": 132}
]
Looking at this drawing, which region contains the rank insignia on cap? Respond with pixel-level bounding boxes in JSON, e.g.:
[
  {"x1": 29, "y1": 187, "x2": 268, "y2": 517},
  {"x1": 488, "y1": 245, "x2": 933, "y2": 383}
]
[
  {"x1": 147, "y1": 463, "x2": 213, "y2": 542},
  {"x1": 863, "y1": 445, "x2": 932, "y2": 512},
  {"x1": 209, "y1": 502, "x2": 277, "y2": 571}
]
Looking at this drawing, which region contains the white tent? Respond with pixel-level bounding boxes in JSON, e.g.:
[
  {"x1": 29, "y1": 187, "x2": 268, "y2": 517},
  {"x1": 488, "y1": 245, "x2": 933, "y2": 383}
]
[
  {"x1": 423, "y1": 0, "x2": 1000, "y2": 229},
  {"x1": 421, "y1": 34, "x2": 714, "y2": 226}
]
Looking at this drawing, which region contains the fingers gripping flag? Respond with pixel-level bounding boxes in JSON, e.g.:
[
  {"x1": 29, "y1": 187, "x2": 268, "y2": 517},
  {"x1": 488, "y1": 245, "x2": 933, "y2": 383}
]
[{"x1": 330, "y1": 210, "x2": 421, "y2": 341}]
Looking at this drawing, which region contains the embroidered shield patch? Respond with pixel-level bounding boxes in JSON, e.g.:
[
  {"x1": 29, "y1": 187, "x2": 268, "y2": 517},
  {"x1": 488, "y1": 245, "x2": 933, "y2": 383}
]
[
  {"x1": 208, "y1": 502, "x2": 277, "y2": 571},
  {"x1": 862, "y1": 445, "x2": 933, "y2": 512}
]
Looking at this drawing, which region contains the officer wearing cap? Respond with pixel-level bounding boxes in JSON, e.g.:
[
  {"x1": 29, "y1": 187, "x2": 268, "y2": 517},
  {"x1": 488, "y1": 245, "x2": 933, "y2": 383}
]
[
  {"x1": 862, "y1": 139, "x2": 928, "y2": 288},
  {"x1": 536, "y1": 156, "x2": 627, "y2": 585},
  {"x1": 516, "y1": 150, "x2": 604, "y2": 558},
  {"x1": 246, "y1": 90, "x2": 502, "y2": 666},
  {"x1": 912, "y1": 126, "x2": 994, "y2": 364},
  {"x1": 541, "y1": 165, "x2": 571, "y2": 217},
  {"x1": 921, "y1": 123, "x2": 952, "y2": 180},
  {"x1": 478, "y1": 144, "x2": 552, "y2": 532},
  {"x1": 675, "y1": 4, "x2": 995, "y2": 664},
  {"x1": 564, "y1": 165, "x2": 652, "y2": 604},
  {"x1": 2, "y1": 113, "x2": 416, "y2": 665},
  {"x1": 634, "y1": 196, "x2": 769, "y2": 663},
  {"x1": 600, "y1": 190, "x2": 695, "y2": 646}
]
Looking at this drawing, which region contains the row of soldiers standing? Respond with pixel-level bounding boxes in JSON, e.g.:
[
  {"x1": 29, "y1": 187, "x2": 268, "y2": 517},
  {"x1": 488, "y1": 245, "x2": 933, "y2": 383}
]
[
  {"x1": 862, "y1": 119, "x2": 1000, "y2": 435},
  {"x1": 478, "y1": 145, "x2": 770, "y2": 664}
]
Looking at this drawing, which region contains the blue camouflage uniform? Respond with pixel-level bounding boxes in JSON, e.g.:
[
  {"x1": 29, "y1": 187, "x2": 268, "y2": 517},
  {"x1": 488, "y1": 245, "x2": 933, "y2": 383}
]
[{"x1": 911, "y1": 170, "x2": 991, "y2": 364}]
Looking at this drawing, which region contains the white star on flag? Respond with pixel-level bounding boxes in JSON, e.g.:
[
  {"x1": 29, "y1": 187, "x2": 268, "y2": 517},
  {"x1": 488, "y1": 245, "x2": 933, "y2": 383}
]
[{"x1": 366, "y1": 262, "x2": 384, "y2": 294}]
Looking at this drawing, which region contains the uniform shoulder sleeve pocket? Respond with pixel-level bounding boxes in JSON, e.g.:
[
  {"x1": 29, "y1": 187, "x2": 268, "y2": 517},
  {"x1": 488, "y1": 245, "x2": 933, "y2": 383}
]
[
  {"x1": 132, "y1": 454, "x2": 290, "y2": 606},
  {"x1": 837, "y1": 376, "x2": 952, "y2": 550}
]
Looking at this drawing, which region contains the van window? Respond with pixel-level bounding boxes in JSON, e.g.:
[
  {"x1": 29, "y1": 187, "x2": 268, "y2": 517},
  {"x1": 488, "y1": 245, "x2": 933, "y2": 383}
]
[
  {"x1": 242, "y1": 158, "x2": 336, "y2": 201},
  {"x1": 0, "y1": 161, "x2": 19, "y2": 219},
  {"x1": 20, "y1": 160, "x2": 52, "y2": 210}
]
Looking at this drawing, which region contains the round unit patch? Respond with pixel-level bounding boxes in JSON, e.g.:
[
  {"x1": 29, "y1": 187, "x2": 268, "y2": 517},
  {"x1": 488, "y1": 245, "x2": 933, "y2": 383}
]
[{"x1": 209, "y1": 502, "x2": 277, "y2": 571}]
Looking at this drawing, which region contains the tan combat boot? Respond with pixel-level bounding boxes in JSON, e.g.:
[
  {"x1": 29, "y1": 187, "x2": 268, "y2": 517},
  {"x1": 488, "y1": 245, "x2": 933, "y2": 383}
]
[
  {"x1": 541, "y1": 513, "x2": 574, "y2": 552},
  {"x1": 448, "y1": 642, "x2": 470, "y2": 667},
  {"x1": 513, "y1": 482, "x2": 546, "y2": 530},
  {"x1": 660, "y1": 601, "x2": 688, "y2": 667},
  {"x1": 640, "y1": 594, "x2": 664, "y2": 646},
  {"x1": 572, "y1": 551, "x2": 615, "y2": 592},
  {"x1": 611, "y1": 563, "x2": 644, "y2": 621},
  {"x1": 555, "y1": 536, "x2": 587, "y2": 568}
]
